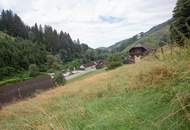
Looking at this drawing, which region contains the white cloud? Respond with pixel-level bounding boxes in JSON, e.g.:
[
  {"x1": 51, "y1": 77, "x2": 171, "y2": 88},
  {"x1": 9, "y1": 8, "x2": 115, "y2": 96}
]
[{"x1": 0, "y1": 0, "x2": 177, "y2": 48}]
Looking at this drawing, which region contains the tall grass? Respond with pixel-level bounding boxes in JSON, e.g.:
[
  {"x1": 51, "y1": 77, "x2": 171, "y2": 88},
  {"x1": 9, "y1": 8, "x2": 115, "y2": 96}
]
[{"x1": 0, "y1": 45, "x2": 190, "y2": 130}]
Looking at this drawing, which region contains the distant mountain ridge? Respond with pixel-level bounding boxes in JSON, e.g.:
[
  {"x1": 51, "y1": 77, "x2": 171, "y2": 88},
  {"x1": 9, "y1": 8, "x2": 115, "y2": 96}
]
[
  {"x1": 146, "y1": 19, "x2": 172, "y2": 35},
  {"x1": 106, "y1": 19, "x2": 172, "y2": 53}
]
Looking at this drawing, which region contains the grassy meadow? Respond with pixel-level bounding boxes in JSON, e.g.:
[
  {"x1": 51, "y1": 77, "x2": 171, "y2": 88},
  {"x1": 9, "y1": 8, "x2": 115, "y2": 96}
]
[{"x1": 0, "y1": 45, "x2": 190, "y2": 130}]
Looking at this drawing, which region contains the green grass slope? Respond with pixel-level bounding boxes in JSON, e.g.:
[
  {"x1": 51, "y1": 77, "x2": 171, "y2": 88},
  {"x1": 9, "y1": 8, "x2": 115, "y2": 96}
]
[
  {"x1": 0, "y1": 45, "x2": 190, "y2": 130},
  {"x1": 109, "y1": 20, "x2": 171, "y2": 53},
  {"x1": 122, "y1": 21, "x2": 171, "y2": 53}
]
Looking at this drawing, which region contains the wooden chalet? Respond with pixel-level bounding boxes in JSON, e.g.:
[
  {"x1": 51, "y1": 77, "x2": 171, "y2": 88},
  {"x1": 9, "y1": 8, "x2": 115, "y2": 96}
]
[{"x1": 127, "y1": 43, "x2": 153, "y2": 63}]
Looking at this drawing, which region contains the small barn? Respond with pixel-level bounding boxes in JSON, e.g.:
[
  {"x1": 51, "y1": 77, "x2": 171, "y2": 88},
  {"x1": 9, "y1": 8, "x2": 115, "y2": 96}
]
[{"x1": 128, "y1": 43, "x2": 153, "y2": 63}]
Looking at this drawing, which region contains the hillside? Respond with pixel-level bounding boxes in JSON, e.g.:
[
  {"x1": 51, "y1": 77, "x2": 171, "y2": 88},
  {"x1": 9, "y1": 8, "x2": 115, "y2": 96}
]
[
  {"x1": 0, "y1": 45, "x2": 190, "y2": 130},
  {"x1": 108, "y1": 20, "x2": 172, "y2": 53},
  {"x1": 0, "y1": 10, "x2": 103, "y2": 84},
  {"x1": 0, "y1": 31, "x2": 48, "y2": 80}
]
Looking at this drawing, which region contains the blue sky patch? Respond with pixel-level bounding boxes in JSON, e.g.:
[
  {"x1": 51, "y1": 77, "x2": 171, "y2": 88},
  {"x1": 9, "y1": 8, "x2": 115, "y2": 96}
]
[{"x1": 99, "y1": 15, "x2": 124, "y2": 24}]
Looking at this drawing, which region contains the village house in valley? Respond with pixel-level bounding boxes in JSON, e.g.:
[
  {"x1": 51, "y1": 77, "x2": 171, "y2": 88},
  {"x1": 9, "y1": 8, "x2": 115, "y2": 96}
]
[{"x1": 127, "y1": 43, "x2": 154, "y2": 63}]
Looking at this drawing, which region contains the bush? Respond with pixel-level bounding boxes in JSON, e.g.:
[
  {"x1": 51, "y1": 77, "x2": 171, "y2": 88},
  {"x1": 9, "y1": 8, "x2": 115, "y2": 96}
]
[
  {"x1": 0, "y1": 67, "x2": 16, "y2": 80},
  {"x1": 47, "y1": 68, "x2": 56, "y2": 73},
  {"x1": 47, "y1": 55, "x2": 60, "y2": 70},
  {"x1": 39, "y1": 64, "x2": 48, "y2": 72},
  {"x1": 29, "y1": 64, "x2": 40, "y2": 77},
  {"x1": 107, "y1": 54, "x2": 122, "y2": 70},
  {"x1": 66, "y1": 59, "x2": 81, "y2": 71},
  {"x1": 96, "y1": 64, "x2": 104, "y2": 69},
  {"x1": 53, "y1": 72, "x2": 66, "y2": 85}
]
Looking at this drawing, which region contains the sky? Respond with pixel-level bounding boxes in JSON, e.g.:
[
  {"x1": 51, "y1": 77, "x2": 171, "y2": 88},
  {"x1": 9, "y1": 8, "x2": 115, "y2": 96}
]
[{"x1": 0, "y1": 0, "x2": 177, "y2": 48}]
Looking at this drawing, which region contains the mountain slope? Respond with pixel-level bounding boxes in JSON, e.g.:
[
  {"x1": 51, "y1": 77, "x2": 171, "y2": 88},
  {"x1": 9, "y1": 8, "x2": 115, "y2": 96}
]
[
  {"x1": 0, "y1": 45, "x2": 190, "y2": 129},
  {"x1": 108, "y1": 20, "x2": 172, "y2": 53}
]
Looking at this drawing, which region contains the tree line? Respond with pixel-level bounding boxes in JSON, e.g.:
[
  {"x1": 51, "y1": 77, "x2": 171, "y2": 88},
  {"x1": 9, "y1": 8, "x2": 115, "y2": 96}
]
[
  {"x1": 0, "y1": 10, "x2": 105, "y2": 80},
  {"x1": 0, "y1": 10, "x2": 91, "y2": 61}
]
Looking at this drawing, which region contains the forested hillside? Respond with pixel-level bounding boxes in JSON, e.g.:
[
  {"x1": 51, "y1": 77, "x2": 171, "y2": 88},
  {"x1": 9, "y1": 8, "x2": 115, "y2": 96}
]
[
  {"x1": 108, "y1": 20, "x2": 172, "y2": 53},
  {"x1": 0, "y1": 10, "x2": 101, "y2": 80},
  {"x1": 0, "y1": 31, "x2": 47, "y2": 80},
  {"x1": 0, "y1": 10, "x2": 90, "y2": 61}
]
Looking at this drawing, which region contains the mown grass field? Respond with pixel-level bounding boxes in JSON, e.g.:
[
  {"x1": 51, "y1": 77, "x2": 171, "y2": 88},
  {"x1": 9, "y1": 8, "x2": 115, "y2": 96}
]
[{"x1": 0, "y1": 45, "x2": 190, "y2": 130}]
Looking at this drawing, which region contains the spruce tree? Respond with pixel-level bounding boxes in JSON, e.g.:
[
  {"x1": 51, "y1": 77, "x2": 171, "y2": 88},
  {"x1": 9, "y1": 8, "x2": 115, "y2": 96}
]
[{"x1": 170, "y1": 0, "x2": 190, "y2": 45}]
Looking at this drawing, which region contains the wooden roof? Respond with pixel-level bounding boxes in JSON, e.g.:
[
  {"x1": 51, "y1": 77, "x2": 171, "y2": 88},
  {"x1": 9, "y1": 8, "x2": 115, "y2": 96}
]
[{"x1": 129, "y1": 43, "x2": 153, "y2": 52}]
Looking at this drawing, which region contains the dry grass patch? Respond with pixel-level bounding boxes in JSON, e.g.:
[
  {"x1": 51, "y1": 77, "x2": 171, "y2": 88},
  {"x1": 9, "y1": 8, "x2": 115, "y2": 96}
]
[
  {"x1": 135, "y1": 64, "x2": 179, "y2": 88},
  {"x1": 1, "y1": 69, "x2": 115, "y2": 111},
  {"x1": 1, "y1": 45, "x2": 190, "y2": 130}
]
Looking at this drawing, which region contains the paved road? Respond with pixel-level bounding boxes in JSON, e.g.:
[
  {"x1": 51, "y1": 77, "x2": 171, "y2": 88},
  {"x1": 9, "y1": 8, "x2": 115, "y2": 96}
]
[{"x1": 65, "y1": 68, "x2": 96, "y2": 80}]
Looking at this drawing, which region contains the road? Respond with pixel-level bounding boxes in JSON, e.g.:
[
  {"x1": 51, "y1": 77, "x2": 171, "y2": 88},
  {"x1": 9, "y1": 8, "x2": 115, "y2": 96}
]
[{"x1": 65, "y1": 68, "x2": 96, "y2": 80}]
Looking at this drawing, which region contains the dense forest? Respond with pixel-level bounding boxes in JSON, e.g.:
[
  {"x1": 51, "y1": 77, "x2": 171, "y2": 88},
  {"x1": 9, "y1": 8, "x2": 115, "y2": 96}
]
[{"x1": 0, "y1": 10, "x2": 106, "y2": 80}]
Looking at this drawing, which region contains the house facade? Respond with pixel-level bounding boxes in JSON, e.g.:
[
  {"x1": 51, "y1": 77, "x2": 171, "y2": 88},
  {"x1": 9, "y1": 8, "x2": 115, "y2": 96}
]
[{"x1": 128, "y1": 43, "x2": 153, "y2": 63}]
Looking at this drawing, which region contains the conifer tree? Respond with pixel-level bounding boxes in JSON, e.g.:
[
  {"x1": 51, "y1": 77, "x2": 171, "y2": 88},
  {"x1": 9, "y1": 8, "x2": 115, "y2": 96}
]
[{"x1": 170, "y1": 0, "x2": 190, "y2": 45}]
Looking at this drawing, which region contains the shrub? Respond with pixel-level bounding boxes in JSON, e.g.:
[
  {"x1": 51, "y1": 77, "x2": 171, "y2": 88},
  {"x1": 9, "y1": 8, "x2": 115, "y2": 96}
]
[
  {"x1": 107, "y1": 54, "x2": 122, "y2": 70},
  {"x1": 53, "y1": 72, "x2": 66, "y2": 85},
  {"x1": 47, "y1": 68, "x2": 56, "y2": 73},
  {"x1": 39, "y1": 64, "x2": 48, "y2": 72},
  {"x1": 96, "y1": 64, "x2": 104, "y2": 69},
  {"x1": 47, "y1": 55, "x2": 60, "y2": 70},
  {"x1": 66, "y1": 59, "x2": 81, "y2": 71},
  {"x1": 29, "y1": 64, "x2": 40, "y2": 77},
  {"x1": 0, "y1": 67, "x2": 16, "y2": 80}
]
